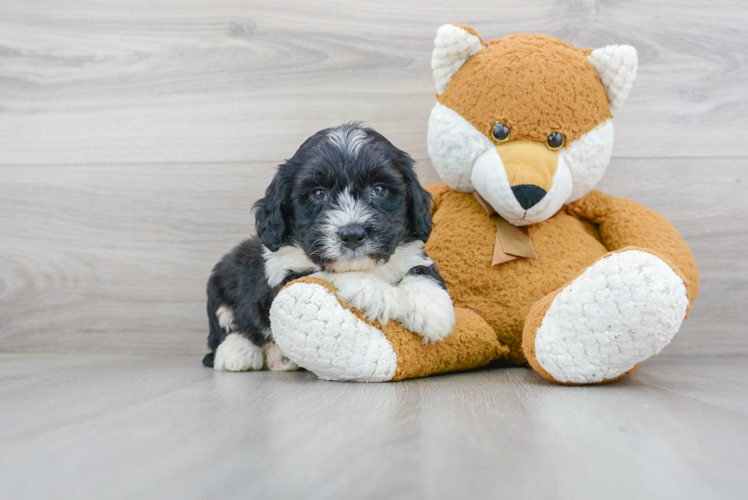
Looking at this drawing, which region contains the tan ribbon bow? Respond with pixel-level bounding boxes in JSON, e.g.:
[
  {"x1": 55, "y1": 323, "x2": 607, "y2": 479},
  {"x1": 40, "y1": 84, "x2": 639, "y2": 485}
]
[{"x1": 473, "y1": 192, "x2": 537, "y2": 266}]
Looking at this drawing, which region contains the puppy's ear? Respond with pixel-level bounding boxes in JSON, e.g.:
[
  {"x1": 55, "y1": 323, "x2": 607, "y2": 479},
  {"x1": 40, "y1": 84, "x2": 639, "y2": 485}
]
[
  {"x1": 398, "y1": 154, "x2": 433, "y2": 242},
  {"x1": 254, "y1": 165, "x2": 293, "y2": 251}
]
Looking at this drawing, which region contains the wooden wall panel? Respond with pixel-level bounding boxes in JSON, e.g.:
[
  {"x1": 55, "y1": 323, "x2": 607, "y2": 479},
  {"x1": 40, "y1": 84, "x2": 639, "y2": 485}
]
[
  {"x1": 1, "y1": 0, "x2": 746, "y2": 356},
  {"x1": 1, "y1": 158, "x2": 745, "y2": 356},
  {"x1": 0, "y1": 0, "x2": 747, "y2": 165}
]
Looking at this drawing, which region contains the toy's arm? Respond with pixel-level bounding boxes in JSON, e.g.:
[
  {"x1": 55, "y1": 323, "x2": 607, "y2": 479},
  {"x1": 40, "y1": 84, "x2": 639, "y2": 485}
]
[
  {"x1": 425, "y1": 183, "x2": 450, "y2": 215},
  {"x1": 566, "y1": 190, "x2": 699, "y2": 304}
]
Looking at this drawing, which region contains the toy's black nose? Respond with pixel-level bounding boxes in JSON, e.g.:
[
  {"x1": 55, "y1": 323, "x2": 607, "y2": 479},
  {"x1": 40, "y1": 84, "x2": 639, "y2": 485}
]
[
  {"x1": 511, "y1": 184, "x2": 547, "y2": 210},
  {"x1": 339, "y1": 225, "x2": 367, "y2": 250}
]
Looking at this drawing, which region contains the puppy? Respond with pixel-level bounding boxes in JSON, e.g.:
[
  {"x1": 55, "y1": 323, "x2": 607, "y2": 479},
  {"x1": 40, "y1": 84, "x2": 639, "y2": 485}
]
[{"x1": 203, "y1": 123, "x2": 455, "y2": 372}]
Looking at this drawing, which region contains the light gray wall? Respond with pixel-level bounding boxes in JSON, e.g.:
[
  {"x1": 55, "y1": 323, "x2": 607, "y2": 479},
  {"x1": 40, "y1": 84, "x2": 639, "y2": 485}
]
[{"x1": 1, "y1": 0, "x2": 746, "y2": 356}]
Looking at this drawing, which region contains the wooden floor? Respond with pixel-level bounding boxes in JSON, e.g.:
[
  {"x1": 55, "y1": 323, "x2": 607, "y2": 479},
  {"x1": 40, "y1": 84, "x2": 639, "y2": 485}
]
[{"x1": 1, "y1": 353, "x2": 747, "y2": 500}]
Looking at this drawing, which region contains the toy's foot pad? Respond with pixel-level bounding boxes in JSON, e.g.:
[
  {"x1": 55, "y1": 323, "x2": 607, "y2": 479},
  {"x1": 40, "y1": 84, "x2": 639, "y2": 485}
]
[
  {"x1": 534, "y1": 250, "x2": 689, "y2": 384},
  {"x1": 270, "y1": 282, "x2": 398, "y2": 382}
]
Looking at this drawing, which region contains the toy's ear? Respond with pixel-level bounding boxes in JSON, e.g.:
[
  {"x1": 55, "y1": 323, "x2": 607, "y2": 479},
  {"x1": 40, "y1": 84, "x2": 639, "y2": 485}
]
[
  {"x1": 432, "y1": 24, "x2": 486, "y2": 95},
  {"x1": 588, "y1": 45, "x2": 638, "y2": 114}
]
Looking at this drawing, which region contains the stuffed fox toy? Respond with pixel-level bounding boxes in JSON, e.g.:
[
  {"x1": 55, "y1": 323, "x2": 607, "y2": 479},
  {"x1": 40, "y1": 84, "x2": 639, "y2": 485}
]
[{"x1": 270, "y1": 25, "x2": 699, "y2": 384}]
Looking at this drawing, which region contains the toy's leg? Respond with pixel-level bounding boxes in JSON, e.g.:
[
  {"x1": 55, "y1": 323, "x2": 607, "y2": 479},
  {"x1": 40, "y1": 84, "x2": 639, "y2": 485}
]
[
  {"x1": 522, "y1": 249, "x2": 690, "y2": 385},
  {"x1": 270, "y1": 278, "x2": 508, "y2": 382}
]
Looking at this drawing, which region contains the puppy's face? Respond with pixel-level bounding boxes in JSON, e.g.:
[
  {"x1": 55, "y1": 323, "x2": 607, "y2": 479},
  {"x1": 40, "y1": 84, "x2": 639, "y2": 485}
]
[{"x1": 255, "y1": 124, "x2": 432, "y2": 272}]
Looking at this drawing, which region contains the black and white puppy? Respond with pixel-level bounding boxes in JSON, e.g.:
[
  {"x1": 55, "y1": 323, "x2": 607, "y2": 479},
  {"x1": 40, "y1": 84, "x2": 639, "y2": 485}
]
[{"x1": 203, "y1": 123, "x2": 455, "y2": 372}]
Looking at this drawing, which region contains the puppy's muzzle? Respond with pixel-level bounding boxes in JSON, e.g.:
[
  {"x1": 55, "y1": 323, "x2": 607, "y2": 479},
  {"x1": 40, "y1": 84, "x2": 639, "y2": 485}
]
[{"x1": 339, "y1": 225, "x2": 367, "y2": 251}]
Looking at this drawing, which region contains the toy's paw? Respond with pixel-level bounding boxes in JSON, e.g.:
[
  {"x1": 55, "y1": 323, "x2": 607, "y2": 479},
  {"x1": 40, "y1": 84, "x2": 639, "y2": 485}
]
[
  {"x1": 397, "y1": 279, "x2": 456, "y2": 344},
  {"x1": 530, "y1": 250, "x2": 689, "y2": 384},
  {"x1": 263, "y1": 341, "x2": 299, "y2": 372},
  {"x1": 269, "y1": 281, "x2": 398, "y2": 382},
  {"x1": 213, "y1": 333, "x2": 264, "y2": 372}
]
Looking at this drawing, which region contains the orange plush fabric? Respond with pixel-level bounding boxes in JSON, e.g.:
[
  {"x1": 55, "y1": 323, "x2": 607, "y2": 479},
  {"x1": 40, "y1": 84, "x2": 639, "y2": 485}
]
[
  {"x1": 438, "y1": 33, "x2": 611, "y2": 145},
  {"x1": 425, "y1": 185, "x2": 699, "y2": 367},
  {"x1": 425, "y1": 186, "x2": 609, "y2": 364},
  {"x1": 567, "y1": 191, "x2": 700, "y2": 304},
  {"x1": 389, "y1": 307, "x2": 509, "y2": 381},
  {"x1": 272, "y1": 28, "x2": 699, "y2": 385},
  {"x1": 285, "y1": 277, "x2": 509, "y2": 381}
]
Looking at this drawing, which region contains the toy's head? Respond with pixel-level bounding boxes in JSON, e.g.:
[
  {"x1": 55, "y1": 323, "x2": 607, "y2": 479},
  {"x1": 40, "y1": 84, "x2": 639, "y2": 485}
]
[{"x1": 427, "y1": 25, "x2": 637, "y2": 226}]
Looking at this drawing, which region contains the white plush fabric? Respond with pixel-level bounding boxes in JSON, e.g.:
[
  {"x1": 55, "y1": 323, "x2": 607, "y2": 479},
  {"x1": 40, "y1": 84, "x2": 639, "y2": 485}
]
[
  {"x1": 588, "y1": 45, "x2": 638, "y2": 114},
  {"x1": 270, "y1": 282, "x2": 398, "y2": 382},
  {"x1": 432, "y1": 24, "x2": 485, "y2": 95},
  {"x1": 427, "y1": 103, "x2": 611, "y2": 218},
  {"x1": 470, "y1": 146, "x2": 573, "y2": 226},
  {"x1": 213, "y1": 333, "x2": 264, "y2": 372},
  {"x1": 427, "y1": 102, "x2": 492, "y2": 192},
  {"x1": 533, "y1": 250, "x2": 689, "y2": 384},
  {"x1": 562, "y1": 119, "x2": 615, "y2": 203}
]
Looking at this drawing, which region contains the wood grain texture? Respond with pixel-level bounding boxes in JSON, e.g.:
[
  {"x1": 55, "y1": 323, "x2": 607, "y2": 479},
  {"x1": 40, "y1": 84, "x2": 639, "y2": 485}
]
[
  {"x1": 0, "y1": 0, "x2": 746, "y2": 356},
  {"x1": 1, "y1": 353, "x2": 747, "y2": 500},
  {"x1": 0, "y1": 158, "x2": 745, "y2": 356},
  {"x1": 1, "y1": 0, "x2": 747, "y2": 165}
]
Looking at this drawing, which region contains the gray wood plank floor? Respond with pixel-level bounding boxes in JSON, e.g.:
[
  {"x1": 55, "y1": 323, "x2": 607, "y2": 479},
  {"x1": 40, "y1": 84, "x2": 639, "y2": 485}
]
[{"x1": 1, "y1": 353, "x2": 746, "y2": 500}]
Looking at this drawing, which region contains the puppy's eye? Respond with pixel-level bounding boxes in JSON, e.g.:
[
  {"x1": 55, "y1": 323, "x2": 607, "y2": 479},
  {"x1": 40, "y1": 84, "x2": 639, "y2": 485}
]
[
  {"x1": 546, "y1": 132, "x2": 565, "y2": 150},
  {"x1": 370, "y1": 185, "x2": 388, "y2": 198},
  {"x1": 491, "y1": 122, "x2": 511, "y2": 143},
  {"x1": 310, "y1": 189, "x2": 328, "y2": 201}
]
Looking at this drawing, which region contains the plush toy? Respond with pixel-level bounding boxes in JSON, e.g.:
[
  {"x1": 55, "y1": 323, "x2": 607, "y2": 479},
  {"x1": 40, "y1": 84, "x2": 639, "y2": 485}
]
[{"x1": 270, "y1": 25, "x2": 699, "y2": 384}]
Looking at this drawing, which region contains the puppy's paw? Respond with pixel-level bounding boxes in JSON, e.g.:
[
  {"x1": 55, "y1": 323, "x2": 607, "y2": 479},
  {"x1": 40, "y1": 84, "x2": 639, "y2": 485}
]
[
  {"x1": 331, "y1": 274, "x2": 400, "y2": 325},
  {"x1": 263, "y1": 342, "x2": 299, "y2": 372},
  {"x1": 213, "y1": 333, "x2": 264, "y2": 372},
  {"x1": 397, "y1": 277, "x2": 456, "y2": 343}
]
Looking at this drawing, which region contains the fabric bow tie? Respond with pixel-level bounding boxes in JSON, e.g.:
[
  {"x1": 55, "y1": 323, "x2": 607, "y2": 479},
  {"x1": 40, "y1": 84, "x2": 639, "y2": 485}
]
[{"x1": 473, "y1": 192, "x2": 537, "y2": 266}]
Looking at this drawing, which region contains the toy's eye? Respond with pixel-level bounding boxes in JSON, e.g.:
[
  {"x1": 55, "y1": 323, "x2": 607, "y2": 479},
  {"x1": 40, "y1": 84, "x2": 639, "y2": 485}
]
[
  {"x1": 370, "y1": 185, "x2": 388, "y2": 198},
  {"x1": 491, "y1": 122, "x2": 511, "y2": 143},
  {"x1": 310, "y1": 189, "x2": 328, "y2": 201},
  {"x1": 546, "y1": 132, "x2": 565, "y2": 150}
]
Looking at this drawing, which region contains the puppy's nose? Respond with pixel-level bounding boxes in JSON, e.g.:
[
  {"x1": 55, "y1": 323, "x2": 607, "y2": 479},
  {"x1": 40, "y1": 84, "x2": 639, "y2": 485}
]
[
  {"x1": 511, "y1": 184, "x2": 547, "y2": 210},
  {"x1": 339, "y1": 225, "x2": 367, "y2": 250}
]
